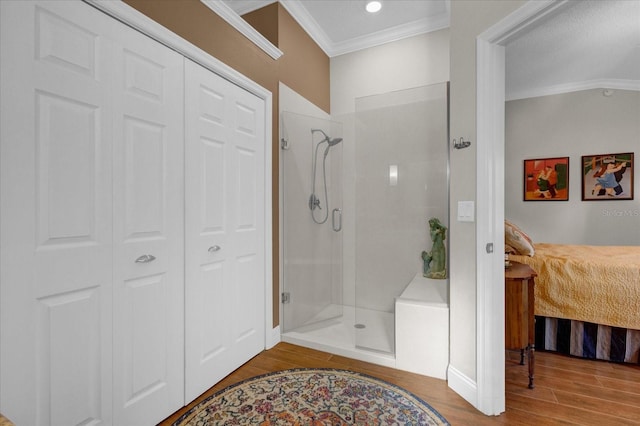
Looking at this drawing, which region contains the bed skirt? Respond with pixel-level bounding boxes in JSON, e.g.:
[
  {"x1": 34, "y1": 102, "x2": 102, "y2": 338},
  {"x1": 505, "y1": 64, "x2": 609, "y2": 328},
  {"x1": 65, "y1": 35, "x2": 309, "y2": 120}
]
[{"x1": 535, "y1": 316, "x2": 640, "y2": 364}]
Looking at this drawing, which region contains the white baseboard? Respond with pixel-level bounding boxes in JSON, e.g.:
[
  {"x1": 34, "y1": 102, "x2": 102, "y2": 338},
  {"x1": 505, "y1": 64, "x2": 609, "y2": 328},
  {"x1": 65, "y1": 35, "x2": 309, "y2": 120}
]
[
  {"x1": 266, "y1": 325, "x2": 281, "y2": 349},
  {"x1": 447, "y1": 364, "x2": 477, "y2": 408}
]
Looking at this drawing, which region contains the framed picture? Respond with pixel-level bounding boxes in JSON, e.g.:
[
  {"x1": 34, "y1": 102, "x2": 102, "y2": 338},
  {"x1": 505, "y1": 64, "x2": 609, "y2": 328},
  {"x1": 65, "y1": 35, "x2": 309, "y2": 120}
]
[
  {"x1": 523, "y1": 157, "x2": 569, "y2": 201},
  {"x1": 582, "y1": 152, "x2": 634, "y2": 201}
]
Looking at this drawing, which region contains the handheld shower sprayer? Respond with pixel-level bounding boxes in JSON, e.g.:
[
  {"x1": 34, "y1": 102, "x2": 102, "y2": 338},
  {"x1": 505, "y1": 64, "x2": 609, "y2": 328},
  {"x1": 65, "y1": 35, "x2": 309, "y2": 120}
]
[{"x1": 309, "y1": 129, "x2": 342, "y2": 224}]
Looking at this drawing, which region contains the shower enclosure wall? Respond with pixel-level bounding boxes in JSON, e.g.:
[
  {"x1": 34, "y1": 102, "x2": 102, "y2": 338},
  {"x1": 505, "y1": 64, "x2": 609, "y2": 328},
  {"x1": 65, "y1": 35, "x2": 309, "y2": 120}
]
[{"x1": 280, "y1": 83, "x2": 449, "y2": 365}]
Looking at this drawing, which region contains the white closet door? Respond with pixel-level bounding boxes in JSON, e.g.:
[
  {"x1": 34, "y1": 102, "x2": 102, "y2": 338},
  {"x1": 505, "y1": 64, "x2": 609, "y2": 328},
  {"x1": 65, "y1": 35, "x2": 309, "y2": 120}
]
[
  {"x1": 1, "y1": 1, "x2": 185, "y2": 425},
  {"x1": 0, "y1": 2, "x2": 114, "y2": 425},
  {"x1": 109, "y1": 14, "x2": 185, "y2": 426},
  {"x1": 184, "y1": 59, "x2": 266, "y2": 402}
]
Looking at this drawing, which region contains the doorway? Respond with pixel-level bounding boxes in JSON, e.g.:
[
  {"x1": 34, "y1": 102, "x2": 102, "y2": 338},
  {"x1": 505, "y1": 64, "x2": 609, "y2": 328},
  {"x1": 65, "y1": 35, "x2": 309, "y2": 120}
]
[{"x1": 475, "y1": 0, "x2": 570, "y2": 415}]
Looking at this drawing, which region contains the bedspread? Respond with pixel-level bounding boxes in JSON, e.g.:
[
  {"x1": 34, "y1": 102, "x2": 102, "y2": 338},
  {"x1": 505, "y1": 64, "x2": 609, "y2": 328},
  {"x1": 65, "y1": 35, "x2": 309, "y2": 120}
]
[{"x1": 508, "y1": 243, "x2": 640, "y2": 330}]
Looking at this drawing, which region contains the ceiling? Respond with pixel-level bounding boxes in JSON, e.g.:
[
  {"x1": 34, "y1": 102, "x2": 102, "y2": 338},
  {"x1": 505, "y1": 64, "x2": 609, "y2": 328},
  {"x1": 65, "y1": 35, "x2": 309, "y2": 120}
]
[
  {"x1": 223, "y1": 0, "x2": 449, "y2": 56},
  {"x1": 505, "y1": 0, "x2": 640, "y2": 100},
  {"x1": 224, "y1": 0, "x2": 640, "y2": 100}
]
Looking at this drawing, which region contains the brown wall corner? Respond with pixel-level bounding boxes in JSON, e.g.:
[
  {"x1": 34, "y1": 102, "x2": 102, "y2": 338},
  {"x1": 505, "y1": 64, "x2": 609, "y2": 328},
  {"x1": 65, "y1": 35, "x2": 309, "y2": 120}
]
[
  {"x1": 242, "y1": 2, "x2": 279, "y2": 48},
  {"x1": 277, "y1": 4, "x2": 330, "y2": 114}
]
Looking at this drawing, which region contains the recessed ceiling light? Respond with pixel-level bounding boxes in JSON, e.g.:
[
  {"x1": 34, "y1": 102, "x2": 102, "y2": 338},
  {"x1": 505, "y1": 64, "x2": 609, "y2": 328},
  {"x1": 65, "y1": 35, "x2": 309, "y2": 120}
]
[{"x1": 366, "y1": 1, "x2": 382, "y2": 13}]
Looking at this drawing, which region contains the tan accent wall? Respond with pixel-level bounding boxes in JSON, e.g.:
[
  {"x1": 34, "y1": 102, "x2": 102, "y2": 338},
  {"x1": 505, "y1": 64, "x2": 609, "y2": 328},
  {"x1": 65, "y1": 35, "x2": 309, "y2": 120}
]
[
  {"x1": 277, "y1": 5, "x2": 330, "y2": 113},
  {"x1": 244, "y1": 4, "x2": 330, "y2": 112},
  {"x1": 123, "y1": 0, "x2": 330, "y2": 328},
  {"x1": 242, "y1": 3, "x2": 279, "y2": 47}
]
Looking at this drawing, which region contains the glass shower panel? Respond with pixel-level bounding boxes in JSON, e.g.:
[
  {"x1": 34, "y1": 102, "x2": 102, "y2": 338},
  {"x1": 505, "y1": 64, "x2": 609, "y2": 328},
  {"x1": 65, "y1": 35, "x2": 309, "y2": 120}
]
[
  {"x1": 354, "y1": 83, "x2": 449, "y2": 353},
  {"x1": 281, "y1": 111, "x2": 343, "y2": 333}
]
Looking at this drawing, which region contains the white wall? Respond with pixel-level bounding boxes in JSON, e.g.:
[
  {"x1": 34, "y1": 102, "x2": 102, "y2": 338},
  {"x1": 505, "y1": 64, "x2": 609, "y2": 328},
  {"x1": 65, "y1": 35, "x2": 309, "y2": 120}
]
[
  {"x1": 505, "y1": 89, "x2": 640, "y2": 245},
  {"x1": 330, "y1": 29, "x2": 450, "y2": 308},
  {"x1": 448, "y1": 0, "x2": 525, "y2": 387},
  {"x1": 331, "y1": 29, "x2": 450, "y2": 116},
  {"x1": 353, "y1": 85, "x2": 449, "y2": 313}
]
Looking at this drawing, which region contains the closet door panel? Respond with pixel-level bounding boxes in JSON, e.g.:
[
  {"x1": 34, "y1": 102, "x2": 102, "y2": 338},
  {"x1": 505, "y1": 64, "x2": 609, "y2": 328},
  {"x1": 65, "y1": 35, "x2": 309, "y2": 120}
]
[
  {"x1": 111, "y1": 21, "x2": 185, "y2": 426},
  {"x1": 184, "y1": 59, "x2": 265, "y2": 402},
  {"x1": 184, "y1": 60, "x2": 232, "y2": 401},
  {"x1": 228, "y1": 94, "x2": 265, "y2": 360},
  {"x1": 0, "y1": 2, "x2": 114, "y2": 425}
]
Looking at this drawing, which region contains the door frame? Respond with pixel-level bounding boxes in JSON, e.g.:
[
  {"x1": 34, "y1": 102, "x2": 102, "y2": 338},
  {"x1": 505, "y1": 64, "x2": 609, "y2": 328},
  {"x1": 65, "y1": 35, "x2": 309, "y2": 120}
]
[
  {"x1": 475, "y1": 0, "x2": 568, "y2": 415},
  {"x1": 84, "y1": 0, "x2": 277, "y2": 348}
]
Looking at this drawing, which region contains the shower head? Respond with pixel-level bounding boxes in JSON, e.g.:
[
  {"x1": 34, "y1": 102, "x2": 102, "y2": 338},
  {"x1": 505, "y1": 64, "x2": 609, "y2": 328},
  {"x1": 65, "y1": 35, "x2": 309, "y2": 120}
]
[
  {"x1": 312, "y1": 128, "x2": 342, "y2": 147},
  {"x1": 322, "y1": 137, "x2": 342, "y2": 159}
]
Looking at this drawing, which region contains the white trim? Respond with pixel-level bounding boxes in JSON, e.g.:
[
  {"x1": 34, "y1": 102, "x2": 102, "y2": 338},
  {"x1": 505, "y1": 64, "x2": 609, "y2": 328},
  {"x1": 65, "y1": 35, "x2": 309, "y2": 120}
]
[
  {"x1": 199, "y1": 0, "x2": 283, "y2": 60},
  {"x1": 266, "y1": 326, "x2": 281, "y2": 349},
  {"x1": 474, "y1": 0, "x2": 570, "y2": 417},
  {"x1": 475, "y1": 37, "x2": 505, "y2": 416},
  {"x1": 507, "y1": 78, "x2": 640, "y2": 101},
  {"x1": 480, "y1": 0, "x2": 566, "y2": 44},
  {"x1": 330, "y1": 17, "x2": 449, "y2": 57},
  {"x1": 83, "y1": 0, "x2": 275, "y2": 352},
  {"x1": 447, "y1": 365, "x2": 477, "y2": 408},
  {"x1": 279, "y1": 0, "x2": 449, "y2": 57},
  {"x1": 230, "y1": 0, "x2": 278, "y2": 16},
  {"x1": 279, "y1": 0, "x2": 333, "y2": 56},
  {"x1": 264, "y1": 89, "x2": 275, "y2": 353}
]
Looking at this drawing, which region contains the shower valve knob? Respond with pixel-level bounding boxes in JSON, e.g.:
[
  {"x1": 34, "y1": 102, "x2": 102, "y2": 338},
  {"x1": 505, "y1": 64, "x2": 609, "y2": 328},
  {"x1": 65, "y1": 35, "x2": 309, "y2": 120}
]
[{"x1": 309, "y1": 194, "x2": 321, "y2": 210}]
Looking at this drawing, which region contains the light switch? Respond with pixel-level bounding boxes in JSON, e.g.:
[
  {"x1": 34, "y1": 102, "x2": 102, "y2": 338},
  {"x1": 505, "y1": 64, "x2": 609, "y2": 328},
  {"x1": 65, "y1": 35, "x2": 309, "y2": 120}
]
[{"x1": 457, "y1": 200, "x2": 474, "y2": 222}]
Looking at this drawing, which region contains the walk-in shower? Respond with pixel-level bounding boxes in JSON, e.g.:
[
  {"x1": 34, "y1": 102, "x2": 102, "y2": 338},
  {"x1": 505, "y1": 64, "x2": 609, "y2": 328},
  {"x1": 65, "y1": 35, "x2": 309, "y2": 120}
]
[{"x1": 280, "y1": 82, "x2": 449, "y2": 366}]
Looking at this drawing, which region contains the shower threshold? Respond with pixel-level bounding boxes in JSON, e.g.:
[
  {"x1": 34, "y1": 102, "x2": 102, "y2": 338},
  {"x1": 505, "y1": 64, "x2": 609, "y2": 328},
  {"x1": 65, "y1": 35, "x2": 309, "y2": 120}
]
[{"x1": 281, "y1": 304, "x2": 396, "y2": 368}]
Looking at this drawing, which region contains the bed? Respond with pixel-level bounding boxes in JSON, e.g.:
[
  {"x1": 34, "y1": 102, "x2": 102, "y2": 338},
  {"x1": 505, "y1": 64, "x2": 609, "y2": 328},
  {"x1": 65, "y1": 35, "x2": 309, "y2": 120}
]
[{"x1": 505, "y1": 224, "x2": 640, "y2": 364}]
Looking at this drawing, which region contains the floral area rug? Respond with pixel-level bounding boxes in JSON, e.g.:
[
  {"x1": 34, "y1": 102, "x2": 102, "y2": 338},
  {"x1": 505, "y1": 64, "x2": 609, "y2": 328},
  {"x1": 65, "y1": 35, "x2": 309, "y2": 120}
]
[{"x1": 173, "y1": 368, "x2": 449, "y2": 425}]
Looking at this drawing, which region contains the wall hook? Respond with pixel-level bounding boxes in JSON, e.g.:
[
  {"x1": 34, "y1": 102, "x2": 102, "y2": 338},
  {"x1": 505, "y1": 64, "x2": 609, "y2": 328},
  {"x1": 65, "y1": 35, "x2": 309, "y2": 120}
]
[{"x1": 452, "y1": 137, "x2": 471, "y2": 149}]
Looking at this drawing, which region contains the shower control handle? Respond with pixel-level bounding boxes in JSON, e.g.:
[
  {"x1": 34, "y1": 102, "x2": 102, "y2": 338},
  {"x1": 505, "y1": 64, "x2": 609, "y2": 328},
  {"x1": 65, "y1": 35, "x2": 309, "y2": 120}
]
[
  {"x1": 332, "y1": 208, "x2": 342, "y2": 232},
  {"x1": 309, "y1": 194, "x2": 321, "y2": 211}
]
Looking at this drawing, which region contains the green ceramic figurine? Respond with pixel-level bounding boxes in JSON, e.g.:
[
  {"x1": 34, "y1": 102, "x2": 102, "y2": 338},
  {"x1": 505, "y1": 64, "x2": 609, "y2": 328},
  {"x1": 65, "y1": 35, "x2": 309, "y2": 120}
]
[{"x1": 422, "y1": 217, "x2": 447, "y2": 279}]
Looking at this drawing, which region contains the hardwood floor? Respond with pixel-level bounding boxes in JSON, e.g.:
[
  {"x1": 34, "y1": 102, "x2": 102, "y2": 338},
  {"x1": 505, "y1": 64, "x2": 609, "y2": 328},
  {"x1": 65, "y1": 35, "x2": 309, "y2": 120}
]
[{"x1": 159, "y1": 343, "x2": 640, "y2": 425}]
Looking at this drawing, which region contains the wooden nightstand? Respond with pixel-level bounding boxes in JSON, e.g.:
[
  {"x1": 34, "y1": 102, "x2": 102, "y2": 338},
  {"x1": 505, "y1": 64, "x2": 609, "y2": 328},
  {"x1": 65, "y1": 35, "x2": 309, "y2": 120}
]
[{"x1": 505, "y1": 261, "x2": 537, "y2": 389}]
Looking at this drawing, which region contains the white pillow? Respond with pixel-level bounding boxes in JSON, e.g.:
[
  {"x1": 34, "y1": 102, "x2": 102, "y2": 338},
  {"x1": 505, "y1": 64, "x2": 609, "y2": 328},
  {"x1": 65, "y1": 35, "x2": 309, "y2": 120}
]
[{"x1": 505, "y1": 220, "x2": 535, "y2": 256}]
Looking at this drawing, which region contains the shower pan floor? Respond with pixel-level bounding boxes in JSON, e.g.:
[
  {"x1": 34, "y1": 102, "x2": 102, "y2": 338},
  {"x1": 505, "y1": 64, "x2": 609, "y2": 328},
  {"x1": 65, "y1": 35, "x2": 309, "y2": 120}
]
[{"x1": 281, "y1": 304, "x2": 396, "y2": 368}]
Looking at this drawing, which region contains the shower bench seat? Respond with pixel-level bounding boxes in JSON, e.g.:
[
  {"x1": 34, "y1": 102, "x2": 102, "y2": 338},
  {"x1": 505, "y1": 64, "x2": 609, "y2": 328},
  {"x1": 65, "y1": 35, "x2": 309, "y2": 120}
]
[{"x1": 395, "y1": 273, "x2": 449, "y2": 380}]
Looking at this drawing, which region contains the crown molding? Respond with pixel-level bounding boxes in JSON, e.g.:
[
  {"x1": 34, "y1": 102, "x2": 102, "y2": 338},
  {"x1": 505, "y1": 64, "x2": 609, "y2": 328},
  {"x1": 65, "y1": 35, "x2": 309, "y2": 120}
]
[
  {"x1": 200, "y1": 0, "x2": 283, "y2": 60},
  {"x1": 506, "y1": 79, "x2": 640, "y2": 101},
  {"x1": 280, "y1": 0, "x2": 449, "y2": 58},
  {"x1": 331, "y1": 15, "x2": 449, "y2": 57},
  {"x1": 479, "y1": 0, "x2": 567, "y2": 44},
  {"x1": 279, "y1": 0, "x2": 333, "y2": 55},
  {"x1": 231, "y1": 0, "x2": 278, "y2": 16}
]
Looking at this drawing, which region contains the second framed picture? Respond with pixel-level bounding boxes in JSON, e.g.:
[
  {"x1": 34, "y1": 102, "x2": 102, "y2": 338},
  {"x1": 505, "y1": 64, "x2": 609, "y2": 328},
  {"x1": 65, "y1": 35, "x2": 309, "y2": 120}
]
[
  {"x1": 523, "y1": 157, "x2": 569, "y2": 201},
  {"x1": 581, "y1": 152, "x2": 634, "y2": 200}
]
